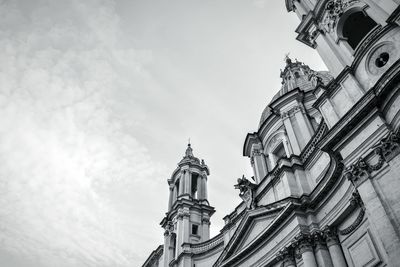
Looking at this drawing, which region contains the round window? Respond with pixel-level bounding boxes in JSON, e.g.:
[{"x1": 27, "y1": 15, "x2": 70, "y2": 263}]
[{"x1": 375, "y1": 52, "x2": 389, "y2": 68}]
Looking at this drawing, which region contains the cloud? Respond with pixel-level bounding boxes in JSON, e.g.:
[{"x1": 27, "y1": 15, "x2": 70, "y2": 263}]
[
  {"x1": 252, "y1": 0, "x2": 268, "y2": 9},
  {"x1": 0, "y1": 0, "x2": 161, "y2": 266}
]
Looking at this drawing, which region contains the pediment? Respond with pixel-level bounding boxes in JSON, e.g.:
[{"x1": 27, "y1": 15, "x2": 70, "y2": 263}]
[
  {"x1": 224, "y1": 207, "x2": 282, "y2": 259},
  {"x1": 235, "y1": 214, "x2": 275, "y2": 253},
  {"x1": 214, "y1": 202, "x2": 293, "y2": 267}
]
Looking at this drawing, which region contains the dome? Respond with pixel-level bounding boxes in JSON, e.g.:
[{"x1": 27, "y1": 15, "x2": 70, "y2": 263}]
[{"x1": 258, "y1": 57, "x2": 333, "y2": 128}]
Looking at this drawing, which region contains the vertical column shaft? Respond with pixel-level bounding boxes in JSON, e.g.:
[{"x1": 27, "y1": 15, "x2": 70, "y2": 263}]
[
  {"x1": 324, "y1": 227, "x2": 347, "y2": 267},
  {"x1": 197, "y1": 175, "x2": 202, "y2": 199},
  {"x1": 178, "y1": 173, "x2": 185, "y2": 196},
  {"x1": 282, "y1": 115, "x2": 301, "y2": 154},
  {"x1": 168, "y1": 186, "x2": 173, "y2": 210},
  {"x1": 163, "y1": 233, "x2": 169, "y2": 267},
  {"x1": 202, "y1": 218, "x2": 210, "y2": 241},
  {"x1": 202, "y1": 175, "x2": 208, "y2": 200},
  {"x1": 184, "y1": 170, "x2": 191, "y2": 195},
  {"x1": 299, "y1": 241, "x2": 318, "y2": 267}
]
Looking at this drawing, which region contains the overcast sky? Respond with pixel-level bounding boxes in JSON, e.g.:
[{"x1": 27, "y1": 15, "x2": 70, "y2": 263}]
[{"x1": 0, "y1": 0, "x2": 327, "y2": 266}]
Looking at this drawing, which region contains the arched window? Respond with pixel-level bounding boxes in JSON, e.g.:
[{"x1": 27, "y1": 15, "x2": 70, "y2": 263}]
[
  {"x1": 294, "y1": 72, "x2": 300, "y2": 78},
  {"x1": 342, "y1": 11, "x2": 377, "y2": 50},
  {"x1": 273, "y1": 142, "x2": 287, "y2": 162}
]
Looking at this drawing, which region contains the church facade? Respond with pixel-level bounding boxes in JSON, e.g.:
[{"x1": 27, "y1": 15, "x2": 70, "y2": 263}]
[{"x1": 143, "y1": 0, "x2": 400, "y2": 266}]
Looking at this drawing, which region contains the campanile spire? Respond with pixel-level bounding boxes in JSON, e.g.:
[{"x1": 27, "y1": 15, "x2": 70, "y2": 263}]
[{"x1": 160, "y1": 144, "x2": 215, "y2": 266}]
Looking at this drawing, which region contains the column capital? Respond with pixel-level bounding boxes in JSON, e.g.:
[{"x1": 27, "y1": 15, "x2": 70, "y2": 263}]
[
  {"x1": 276, "y1": 247, "x2": 295, "y2": 267},
  {"x1": 293, "y1": 232, "x2": 313, "y2": 254},
  {"x1": 322, "y1": 225, "x2": 340, "y2": 247},
  {"x1": 177, "y1": 209, "x2": 190, "y2": 219},
  {"x1": 312, "y1": 231, "x2": 328, "y2": 251}
]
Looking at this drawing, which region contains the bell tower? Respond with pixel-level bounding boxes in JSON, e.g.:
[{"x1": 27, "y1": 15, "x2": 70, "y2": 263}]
[{"x1": 160, "y1": 144, "x2": 215, "y2": 267}]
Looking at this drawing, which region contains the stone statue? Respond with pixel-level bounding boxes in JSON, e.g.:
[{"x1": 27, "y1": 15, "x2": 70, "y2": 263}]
[{"x1": 234, "y1": 175, "x2": 257, "y2": 209}]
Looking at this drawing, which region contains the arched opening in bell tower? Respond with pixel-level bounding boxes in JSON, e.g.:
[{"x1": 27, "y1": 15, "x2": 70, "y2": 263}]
[
  {"x1": 341, "y1": 11, "x2": 378, "y2": 50},
  {"x1": 191, "y1": 173, "x2": 199, "y2": 199}
]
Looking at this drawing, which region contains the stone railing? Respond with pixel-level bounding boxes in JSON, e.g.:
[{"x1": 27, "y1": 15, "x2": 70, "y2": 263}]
[{"x1": 189, "y1": 234, "x2": 224, "y2": 254}]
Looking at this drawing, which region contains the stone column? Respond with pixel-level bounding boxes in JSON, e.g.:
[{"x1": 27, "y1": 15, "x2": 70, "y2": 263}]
[
  {"x1": 176, "y1": 209, "x2": 190, "y2": 256},
  {"x1": 163, "y1": 231, "x2": 170, "y2": 267},
  {"x1": 202, "y1": 174, "x2": 208, "y2": 200},
  {"x1": 252, "y1": 148, "x2": 268, "y2": 183},
  {"x1": 293, "y1": 106, "x2": 314, "y2": 147},
  {"x1": 296, "y1": 234, "x2": 317, "y2": 267},
  {"x1": 313, "y1": 232, "x2": 334, "y2": 267},
  {"x1": 184, "y1": 170, "x2": 191, "y2": 196},
  {"x1": 197, "y1": 175, "x2": 202, "y2": 200},
  {"x1": 173, "y1": 186, "x2": 177, "y2": 204},
  {"x1": 324, "y1": 227, "x2": 347, "y2": 267},
  {"x1": 178, "y1": 172, "x2": 185, "y2": 196},
  {"x1": 163, "y1": 222, "x2": 175, "y2": 267},
  {"x1": 283, "y1": 136, "x2": 292, "y2": 156},
  {"x1": 202, "y1": 217, "x2": 210, "y2": 241},
  {"x1": 282, "y1": 113, "x2": 301, "y2": 155},
  {"x1": 168, "y1": 185, "x2": 174, "y2": 210}
]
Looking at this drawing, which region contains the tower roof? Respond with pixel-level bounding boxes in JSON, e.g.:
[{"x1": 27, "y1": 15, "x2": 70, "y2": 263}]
[
  {"x1": 258, "y1": 57, "x2": 333, "y2": 128},
  {"x1": 179, "y1": 143, "x2": 201, "y2": 165}
]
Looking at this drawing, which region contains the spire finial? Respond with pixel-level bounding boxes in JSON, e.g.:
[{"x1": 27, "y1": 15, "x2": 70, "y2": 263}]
[
  {"x1": 284, "y1": 53, "x2": 292, "y2": 65},
  {"x1": 185, "y1": 139, "x2": 193, "y2": 157}
]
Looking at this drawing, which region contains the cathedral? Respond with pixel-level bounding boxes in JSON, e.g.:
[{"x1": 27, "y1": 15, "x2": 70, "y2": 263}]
[{"x1": 143, "y1": 0, "x2": 400, "y2": 266}]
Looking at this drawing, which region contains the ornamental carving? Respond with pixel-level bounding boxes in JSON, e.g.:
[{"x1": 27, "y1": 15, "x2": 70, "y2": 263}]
[
  {"x1": 164, "y1": 221, "x2": 174, "y2": 236},
  {"x1": 374, "y1": 128, "x2": 400, "y2": 162},
  {"x1": 308, "y1": 70, "x2": 325, "y2": 88},
  {"x1": 276, "y1": 247, "x2": 295, "y2": 266},
  {"x1": 281, "y1": 105, "x2": 306, "y2": 119},
  {"x1": 344, "y1": 157, "x2": 371, "y2": 182},
  {"x1": 345, "y1": 129, "x2": 400, "y2": 184},
  {"x1": 177, "y1": 209, "x2": 191, "y2": 219},
  {"x1": 322, "y1": 225, "x2": 340, "y2": 245},
  {"x1": 340, "y1": 190, "x2": 365, "y2": 235},
  {"x1": 234, "y1": 175, "x2": 257, "y2": 209},
  {"x1": 339, "y1": 208, "x2": 365, "y2": 235},
  {"x1": 320, "y1": 0, "x2": 359, "y2": 33},
  {"x1": 292, "y1": 233, "x2": 313, "y2": 256}
]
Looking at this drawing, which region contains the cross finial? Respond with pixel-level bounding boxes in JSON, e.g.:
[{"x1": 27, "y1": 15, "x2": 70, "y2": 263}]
[{"x1": 284, "y1": 53, "x2": 292, "y2": 64}]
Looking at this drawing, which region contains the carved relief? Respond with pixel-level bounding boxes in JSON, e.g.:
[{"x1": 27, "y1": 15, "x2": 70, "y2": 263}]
[
  {"x1": 164, "y1": 221, "x2": 174, "y2": 236},
  {"x1": 345, "y1": 129, "x2": 400, "y2": 184},
  {"x1": 276, "y1": 247, "x2": 295, "y2": 266},
  {"x1": 340, "y1": 190, "x2": 365, "y2": 235},
  {"x1": 374, "y1": 128, "x2": 400, "y2": 162},
  {"x1": 320, "y1": 0, "x2": 359, "y2": 33}
]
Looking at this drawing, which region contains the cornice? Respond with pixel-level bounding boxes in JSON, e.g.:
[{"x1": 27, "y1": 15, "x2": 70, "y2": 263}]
[
  {"x1": 161, "y1": 199, "x2": 216, "y2": 227},
  {"x1": 142, "y1": 245, "x2": 163, "y2": 267},
  {"x1": 243, "y1": 132, "x2": 261, "y2": 157},
  {"x1": 317, "y1": 89, "x2": 377, "y2": 151},
  {"x1": 312, "y1": 66, "x2": 351, "y2": 108}
]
